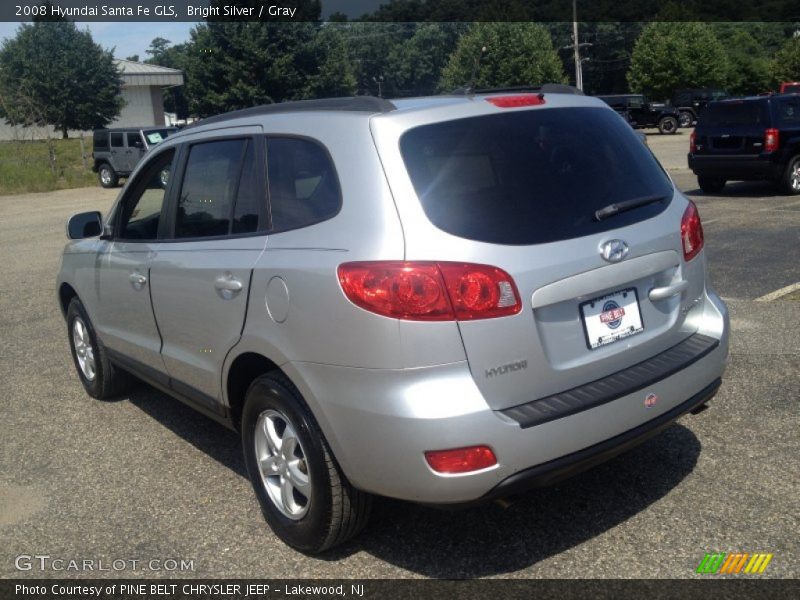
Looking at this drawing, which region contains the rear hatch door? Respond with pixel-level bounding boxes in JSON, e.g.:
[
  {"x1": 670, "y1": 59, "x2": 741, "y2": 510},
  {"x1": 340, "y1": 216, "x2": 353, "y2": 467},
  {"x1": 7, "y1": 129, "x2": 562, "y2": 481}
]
[{"x1": 695, "y1": 99, "x2": 770, "y2": 155}]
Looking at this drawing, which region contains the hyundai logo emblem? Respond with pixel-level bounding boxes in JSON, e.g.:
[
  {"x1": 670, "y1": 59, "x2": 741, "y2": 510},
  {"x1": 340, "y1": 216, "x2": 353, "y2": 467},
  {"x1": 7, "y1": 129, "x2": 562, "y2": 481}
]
[{"x1": 600, "y1": 239, "x2": 629, "y2": 263}]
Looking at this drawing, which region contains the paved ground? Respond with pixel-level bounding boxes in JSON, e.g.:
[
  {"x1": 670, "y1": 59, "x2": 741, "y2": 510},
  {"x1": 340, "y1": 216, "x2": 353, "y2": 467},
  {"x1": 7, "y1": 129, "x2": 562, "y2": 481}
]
[{"x1": 0, "y1": 137, "x2": 798, "y2": 579}]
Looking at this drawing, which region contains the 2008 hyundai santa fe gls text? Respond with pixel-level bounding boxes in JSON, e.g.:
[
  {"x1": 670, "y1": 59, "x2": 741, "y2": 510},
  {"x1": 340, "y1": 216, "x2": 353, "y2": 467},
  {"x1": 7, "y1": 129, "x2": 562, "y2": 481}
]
[{"x1": 57, "y1": 86, "x2": 729, "y2": 553}]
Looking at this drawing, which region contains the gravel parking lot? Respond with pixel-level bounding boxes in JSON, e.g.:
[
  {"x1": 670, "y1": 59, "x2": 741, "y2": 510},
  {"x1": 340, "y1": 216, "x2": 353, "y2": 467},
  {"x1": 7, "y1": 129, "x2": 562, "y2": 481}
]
[{"x1": 1, "y1": 132, "x2": 798, "y2": 579}]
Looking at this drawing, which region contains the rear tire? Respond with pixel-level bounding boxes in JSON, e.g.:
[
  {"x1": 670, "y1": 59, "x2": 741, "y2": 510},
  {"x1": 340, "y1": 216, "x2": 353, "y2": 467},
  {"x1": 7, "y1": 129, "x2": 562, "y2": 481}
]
[
  {"x1": 678, "y1": 111, "x2": 694, "y2": 128},
  {"x1": 780, "y1": 156, "x2": 800, "y2": 195},
  {"x1": 66, "y1": 298, "x2": 133, "y2": 399},
  {"x1": 698, "y1": 176, "x2": 726, "y2": 194},
  {"x1": 658, "y1": 116, "x2": 679, "y2": 134},
  {"x1": 241, "y1": 373, "x2": 372, "y2": 553},
  {"x1": 98, "y1": 163, "x2": 119, "y2": 188}
]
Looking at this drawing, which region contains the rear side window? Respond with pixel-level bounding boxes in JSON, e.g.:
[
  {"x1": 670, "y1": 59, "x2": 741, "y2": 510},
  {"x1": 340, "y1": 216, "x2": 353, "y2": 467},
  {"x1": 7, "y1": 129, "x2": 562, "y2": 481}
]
[
  {"x1": 93, "y1": 131, "x2": 108, "y2": 150},
  {"x1": 400, "y1": 107, "x2": 674, "y2": 245},
  {"x1": 266, "y1": 138, "x2": 340, "y2": 232},
  {"x1": 777, "y1": 98, "x2": 800, "y2": 124},
  {"x1": 703, "y1": 101, "x2": 769, "y2": 126},
  {"x1": 175, "y1": 139, "x2": 262, "y2": 238},
  {"x1": 110, "y1": 133, "x2": 124, "y2": 148}
]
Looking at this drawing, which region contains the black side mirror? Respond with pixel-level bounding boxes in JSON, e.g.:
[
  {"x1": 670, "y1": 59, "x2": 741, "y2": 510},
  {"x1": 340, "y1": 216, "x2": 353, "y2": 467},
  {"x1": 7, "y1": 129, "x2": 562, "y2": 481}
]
[{"x1": 67, "y1": 211, "x2": 103, "y2": 240}]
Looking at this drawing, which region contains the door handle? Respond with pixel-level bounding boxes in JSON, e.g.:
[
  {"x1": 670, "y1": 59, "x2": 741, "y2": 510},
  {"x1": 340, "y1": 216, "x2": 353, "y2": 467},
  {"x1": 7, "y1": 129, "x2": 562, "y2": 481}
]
[
  {"x1": 129, "y1": 272, "x2": 147, "y2": 288},
  {"x1": 215, "y1": 276, "x2": 243, "y2": 292},
  {"x1": 648, "y1": 280, "x2": 688, "y2": 301}
]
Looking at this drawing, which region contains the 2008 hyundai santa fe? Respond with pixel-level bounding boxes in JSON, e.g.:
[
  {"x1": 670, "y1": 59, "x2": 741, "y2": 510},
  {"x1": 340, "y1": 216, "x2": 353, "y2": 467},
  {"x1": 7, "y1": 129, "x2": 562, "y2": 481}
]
[{"x1": 57, "y1": 86, "x2": 729, "y2": 553}]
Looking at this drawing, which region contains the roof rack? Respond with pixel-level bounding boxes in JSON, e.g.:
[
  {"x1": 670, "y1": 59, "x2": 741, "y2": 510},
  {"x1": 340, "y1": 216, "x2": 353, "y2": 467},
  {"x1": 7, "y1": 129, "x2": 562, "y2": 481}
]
[
  {"x1": 185, "y1": 96, "x2": 396, "y2": 130},
  {"x1": 448, "y1": 84, "x2": 584, "y2": 96}
]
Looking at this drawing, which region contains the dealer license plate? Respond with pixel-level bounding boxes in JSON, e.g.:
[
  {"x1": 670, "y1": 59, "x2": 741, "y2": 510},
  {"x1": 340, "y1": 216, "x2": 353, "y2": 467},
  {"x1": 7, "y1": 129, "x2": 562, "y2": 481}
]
[{"x1": 580, "y1": 288, "x2": 644, "y2": 349}]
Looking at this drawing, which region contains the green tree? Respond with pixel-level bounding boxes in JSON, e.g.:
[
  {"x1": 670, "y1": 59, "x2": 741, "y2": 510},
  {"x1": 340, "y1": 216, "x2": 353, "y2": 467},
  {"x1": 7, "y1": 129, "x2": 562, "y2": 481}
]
[
  {"x1": 717, "y1": 29, "x2": 771, "y2": 95},
  {"x1": 145, "y1": 37, "x2": 172, "y2": 62},
  {"x1": 771, "y1": 37, "x2": 800, "y2": 85},
  {"x1": 438, "y1": 23, "x2": 566, "y2": 92},
  {"x1": 387, "y1": 23, "x2": 465, "y2": 96},
  {"x1": 0, "y1": 22, "x2": 123, "y2": 137},
  {"x1": 627, "y1": 22, "x2": 729, "y2": 101}
]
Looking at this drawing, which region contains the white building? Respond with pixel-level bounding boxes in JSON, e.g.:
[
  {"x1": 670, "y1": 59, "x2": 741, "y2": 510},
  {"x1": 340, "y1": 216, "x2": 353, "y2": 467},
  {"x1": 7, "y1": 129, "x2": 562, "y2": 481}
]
[{"x1": 0, "y1": 59, "x2": 184, "y2": 140}]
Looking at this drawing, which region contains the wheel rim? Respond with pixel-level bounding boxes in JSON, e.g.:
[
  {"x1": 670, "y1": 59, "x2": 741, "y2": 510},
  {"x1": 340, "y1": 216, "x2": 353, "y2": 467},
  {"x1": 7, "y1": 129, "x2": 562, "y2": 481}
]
[
  {"x1": 791, "y1": 162, "x2": 800, "y2": 192},
  {"x1": 100, "y1": 168, "x2": 111, "y2": 185},
  {"x1": 680, "y1": 113, "x2": 692, "y2": 127},
  {"x1": 72, "y1": 318, "x2": 96, "y2": 381},
  {"x1": 254, "y1": 409, "x2": 311, "y2": 520},
  {"x1": 663, "y1": 120, "x2": 675, "y2": 133}
]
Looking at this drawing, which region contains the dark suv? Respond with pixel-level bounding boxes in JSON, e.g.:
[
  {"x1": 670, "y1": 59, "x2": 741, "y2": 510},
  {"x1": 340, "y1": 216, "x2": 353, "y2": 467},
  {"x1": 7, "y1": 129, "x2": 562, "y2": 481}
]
[
  {"x1": 672, "y1": 88, "x2": 729, "y2": 128},
  {"x1": 688, "y1": 95, "x2": 800, "y2": 194},
  {"x1": 92, "y1": 127, "x2": 177, "y2": 188},
  {"x1": 596, "y1": 94, "x2": 680, "y2": 134}
]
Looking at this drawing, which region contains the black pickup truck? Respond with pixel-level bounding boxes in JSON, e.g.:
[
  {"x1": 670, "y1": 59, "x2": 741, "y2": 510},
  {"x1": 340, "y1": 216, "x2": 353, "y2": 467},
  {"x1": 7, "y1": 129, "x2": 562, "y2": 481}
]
[
  {"x1": 596, "y1": 94, "x2": 680, "y2": 134},
  {"x1": 688, "y1": 94, "x2": 800, "y2": 194}
]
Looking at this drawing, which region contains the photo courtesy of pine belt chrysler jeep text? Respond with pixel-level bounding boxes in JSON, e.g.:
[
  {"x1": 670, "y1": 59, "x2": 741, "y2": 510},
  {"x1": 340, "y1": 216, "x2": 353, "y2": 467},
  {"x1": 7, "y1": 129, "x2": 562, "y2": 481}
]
[{"x1": 58, "y1": 86, "x2": 729, "y2": 553}]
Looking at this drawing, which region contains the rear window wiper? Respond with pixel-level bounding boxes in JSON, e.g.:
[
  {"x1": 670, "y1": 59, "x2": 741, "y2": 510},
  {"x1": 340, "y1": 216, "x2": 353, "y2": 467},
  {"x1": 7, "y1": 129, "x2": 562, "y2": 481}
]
[{"x1": 594, "y1": 194, "x2": 669, "y2": 221}]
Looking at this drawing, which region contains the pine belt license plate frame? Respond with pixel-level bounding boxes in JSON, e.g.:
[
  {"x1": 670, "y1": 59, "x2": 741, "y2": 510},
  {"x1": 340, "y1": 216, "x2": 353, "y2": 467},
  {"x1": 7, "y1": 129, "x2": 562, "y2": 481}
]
[{"x1": 580, "y1": 288, "x2": 644, "y2": 350}]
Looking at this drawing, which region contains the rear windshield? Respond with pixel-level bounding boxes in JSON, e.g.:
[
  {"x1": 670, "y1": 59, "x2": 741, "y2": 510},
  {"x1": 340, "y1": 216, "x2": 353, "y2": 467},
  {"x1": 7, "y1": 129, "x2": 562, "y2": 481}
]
[
  {"x1": 399, "y1": 107, "x2": 673, "y2": 245},
  {"x1": 702, "y1": 101, "x2": 769, "y2": 126}
]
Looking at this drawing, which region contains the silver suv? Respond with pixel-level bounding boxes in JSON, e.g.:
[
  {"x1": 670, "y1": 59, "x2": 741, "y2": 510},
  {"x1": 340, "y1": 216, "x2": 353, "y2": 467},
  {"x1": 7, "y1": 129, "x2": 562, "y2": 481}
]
[{"x1": 58, "y1": 89, "x2": 729, "y2": 553}]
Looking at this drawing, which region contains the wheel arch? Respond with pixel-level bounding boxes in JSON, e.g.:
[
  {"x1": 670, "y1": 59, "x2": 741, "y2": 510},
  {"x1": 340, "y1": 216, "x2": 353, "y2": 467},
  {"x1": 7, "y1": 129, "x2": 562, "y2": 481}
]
[
  {"x1": 58, "y1": 282, "x2": 79, "y2": 319},
  {"x1": 225, "y1": 351, "x2": 281, "y2": 430}
]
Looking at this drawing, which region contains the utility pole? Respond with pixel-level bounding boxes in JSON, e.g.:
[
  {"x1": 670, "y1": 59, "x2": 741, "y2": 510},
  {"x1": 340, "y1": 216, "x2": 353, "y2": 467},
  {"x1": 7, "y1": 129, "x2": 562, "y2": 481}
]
[{"x1": 572, "y1": 0, "x2": 582, "y2": 91}]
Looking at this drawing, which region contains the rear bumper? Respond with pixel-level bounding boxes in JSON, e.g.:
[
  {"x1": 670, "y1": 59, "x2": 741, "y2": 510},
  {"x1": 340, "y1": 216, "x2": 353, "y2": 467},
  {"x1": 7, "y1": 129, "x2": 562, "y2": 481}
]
[
  {"x1": 285, "y1": 288, "x2": 729, "y2": 504},
  {"x1": 688, "y1": 154, "x2": 781, "y2": 180}
]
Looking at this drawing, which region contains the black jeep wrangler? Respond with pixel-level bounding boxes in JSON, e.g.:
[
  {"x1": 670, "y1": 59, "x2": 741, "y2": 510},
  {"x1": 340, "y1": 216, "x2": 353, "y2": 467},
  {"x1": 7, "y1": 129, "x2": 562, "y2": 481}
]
[
  {"x1": 596, "y1": 94, "x2": 680, "y2": 134},
  {"x1": 688, "y1": 95, "x2": 800, "y2": 195}
]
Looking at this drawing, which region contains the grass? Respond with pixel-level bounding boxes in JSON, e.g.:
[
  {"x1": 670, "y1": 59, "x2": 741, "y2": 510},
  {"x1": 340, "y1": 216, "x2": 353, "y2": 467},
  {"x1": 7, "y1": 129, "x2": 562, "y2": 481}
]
[{"x1": 0, "y1": 138, "x2": 97, "y2": 195}]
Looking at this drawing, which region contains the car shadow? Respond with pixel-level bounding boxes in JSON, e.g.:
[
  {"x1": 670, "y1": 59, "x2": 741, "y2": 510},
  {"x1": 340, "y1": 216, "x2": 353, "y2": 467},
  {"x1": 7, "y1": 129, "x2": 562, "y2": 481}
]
[
  {"x1": 684, "y1": 180, "x2": 779, "y2": 198},
  {"x1": 125, "y1": 382, "x2": 701, "y2": 577}
]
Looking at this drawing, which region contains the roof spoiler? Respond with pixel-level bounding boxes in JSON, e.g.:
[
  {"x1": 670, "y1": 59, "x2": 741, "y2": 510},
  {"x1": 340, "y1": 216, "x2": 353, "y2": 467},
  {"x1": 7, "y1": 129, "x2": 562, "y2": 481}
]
[{"x1": 448, "y1": 84, "x2": 584, "y2": 96}]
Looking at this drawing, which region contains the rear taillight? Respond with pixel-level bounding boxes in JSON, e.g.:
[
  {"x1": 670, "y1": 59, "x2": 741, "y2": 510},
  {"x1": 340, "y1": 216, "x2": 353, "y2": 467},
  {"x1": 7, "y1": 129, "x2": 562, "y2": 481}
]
[
  {"x1": 690, "y1": 130, "x2": 697, "y2": 153},
  {"x1": 681, "y1": 201, "x2": 704, "y2": 262},
  {"x1": 764, "y1": 128, "x2": 779, "y2": 152},
  {"x1": 486, "y1": 94, "x2": 545, "y2": 108},
  {"x1": 337, "y1": 261, "x2": 522, "y2": 321},
  {"x1": 425, "y1": 446, "x2": 497, "y2": 474}
]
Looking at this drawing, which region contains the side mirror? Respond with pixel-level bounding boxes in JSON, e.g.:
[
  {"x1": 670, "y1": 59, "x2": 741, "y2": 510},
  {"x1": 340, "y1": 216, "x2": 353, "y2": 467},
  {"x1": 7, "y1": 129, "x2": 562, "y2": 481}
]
[{"x1": 66, "y1": 211, "x2": 103, "y2": 240}]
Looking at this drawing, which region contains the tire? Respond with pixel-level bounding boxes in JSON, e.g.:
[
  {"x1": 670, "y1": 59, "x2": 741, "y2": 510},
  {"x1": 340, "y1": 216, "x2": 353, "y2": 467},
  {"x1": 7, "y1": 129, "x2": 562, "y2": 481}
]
[
  {"x1": 98, "y1": 163, "x2": 119, "y2": 188},
  {"x1": 698, "y1": 176, "x2": 726, "y2": 194},
  {"x1": 780, "y1": 156, "x2": 800, "y2": 195},
  {"x1": 241, "y1": 373, "x2": 372, "y2": 553},
  {"x1": 678, "y1": 111, "x2": 694, "y2": 128},
  {"x1": 658, "y1": 116, "x2": 679, "y2": 134},
  {"x1": 66, "y1": 298, "x2": 132, "y2": 399}
]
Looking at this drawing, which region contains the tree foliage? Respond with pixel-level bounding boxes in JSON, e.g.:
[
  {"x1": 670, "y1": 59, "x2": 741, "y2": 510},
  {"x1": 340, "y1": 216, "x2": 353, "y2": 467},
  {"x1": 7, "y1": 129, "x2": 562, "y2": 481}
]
[
  {"x1": 627, "y1": 22, "x2": 729, "y2": 101},
  {"x1": 771, "y1": 37, "x2": 800, "y2": 85},
  {"x1": 715, "y1": 28, "x2": 771, "y2": 95},
  {"x1": 439, "y1": 23, "x2": 566, "y2": 91},
  {"x1": 0, "y1": 22, "x2": 123, "y2": 137}
]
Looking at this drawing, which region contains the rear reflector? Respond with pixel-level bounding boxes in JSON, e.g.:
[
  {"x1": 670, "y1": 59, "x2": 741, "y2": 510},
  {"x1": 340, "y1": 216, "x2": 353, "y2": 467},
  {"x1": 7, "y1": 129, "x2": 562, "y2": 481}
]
[
  {"x1": 681, "y1": 201, "x2": 704, "y2": 262},
  {"x1": 424, "y1": 446, "x2": 497, "y2": 474},
  {"x1": 486, "y1": 94, "x2": 545, "y2": 108},
  {"x1": 689, "y1": 130, "x2": 697, "y2": 153},
  {"x1": 337, "y1": 261, "x2": 521, "y2": 321}
]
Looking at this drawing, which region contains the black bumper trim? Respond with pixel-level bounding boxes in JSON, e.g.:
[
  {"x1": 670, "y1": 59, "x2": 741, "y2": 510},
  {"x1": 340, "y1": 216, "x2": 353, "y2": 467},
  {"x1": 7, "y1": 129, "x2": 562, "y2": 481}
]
[
  {"x1": 483, "y1": 378, "x2": 721, "y2": 500},
  {"x1": 501, "y1": 333, "x2": 719, "y2": 429}
]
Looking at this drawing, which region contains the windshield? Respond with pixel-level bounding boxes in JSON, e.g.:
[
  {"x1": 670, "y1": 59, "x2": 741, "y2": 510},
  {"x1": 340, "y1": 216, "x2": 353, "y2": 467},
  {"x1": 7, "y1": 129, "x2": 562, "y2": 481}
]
[
  {"x1": 144, "y1": 128, "x2": 177, "y2": 146},
  {"x1": 399, "y1": 107, "x2": 673, "y2": 245}
]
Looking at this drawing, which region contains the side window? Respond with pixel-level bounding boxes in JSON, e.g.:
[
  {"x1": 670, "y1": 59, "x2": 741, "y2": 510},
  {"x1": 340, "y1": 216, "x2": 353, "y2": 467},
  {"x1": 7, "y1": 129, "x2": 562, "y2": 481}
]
[
  {"x1": 267, "y1": 138, "x2": 341, "y2": 232},
  {"x1": 118, "y1": 149, "x2": 175, "y2": 240},
  {"x1": 127, "y1": 133, "x2": 144, "y2": 149},
  {"x1": 110, "y1": 133, "x2": 124, "y2": 148},
  {"x1": 778, "y1": 99, "x2": 800, "y2": 124},
  {"x1": 93, "y1": 131, "x2": 108, "y2": 151},
  {"x1": 175, "y1": 138, "x2": 261, "y2": 238},
  {"x1": 628, "y1": 97, "x2": 643, "y2": 109}
]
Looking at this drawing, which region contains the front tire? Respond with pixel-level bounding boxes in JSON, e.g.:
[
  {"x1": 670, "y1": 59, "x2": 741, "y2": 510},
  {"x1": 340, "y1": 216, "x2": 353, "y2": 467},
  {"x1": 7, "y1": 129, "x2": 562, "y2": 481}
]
[
  {"x1": 241, "y1": 373, "x2": 372, "y2": 553},
  {"x1": 658, "y1": 116, "x2": 679, "y2": 134},
  {"x1": 780, "y1": 156, "x2": 800, "y2": 195},
  {"x1": 98, "y1": 163, "x2": 119, "y2": 188},
  {"x1": 66, "y1": 298, "x2": 132, "y2": 399},
  {"x1": 698, "y1": 176, "x2": 726, "y2": 194}
]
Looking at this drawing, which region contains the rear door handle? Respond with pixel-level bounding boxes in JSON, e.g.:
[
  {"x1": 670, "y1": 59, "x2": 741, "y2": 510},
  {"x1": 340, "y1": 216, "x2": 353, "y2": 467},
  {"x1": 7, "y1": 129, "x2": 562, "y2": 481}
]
[
  {"x1": 129, "y1": 272, "x2": 147, "y2": 289},
  {"x1": 649, "y1": 280, "x2": 688, "y2": 301},
  {"x1": 215, "y1": 275, "x2": 243, "y2": 293}
]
